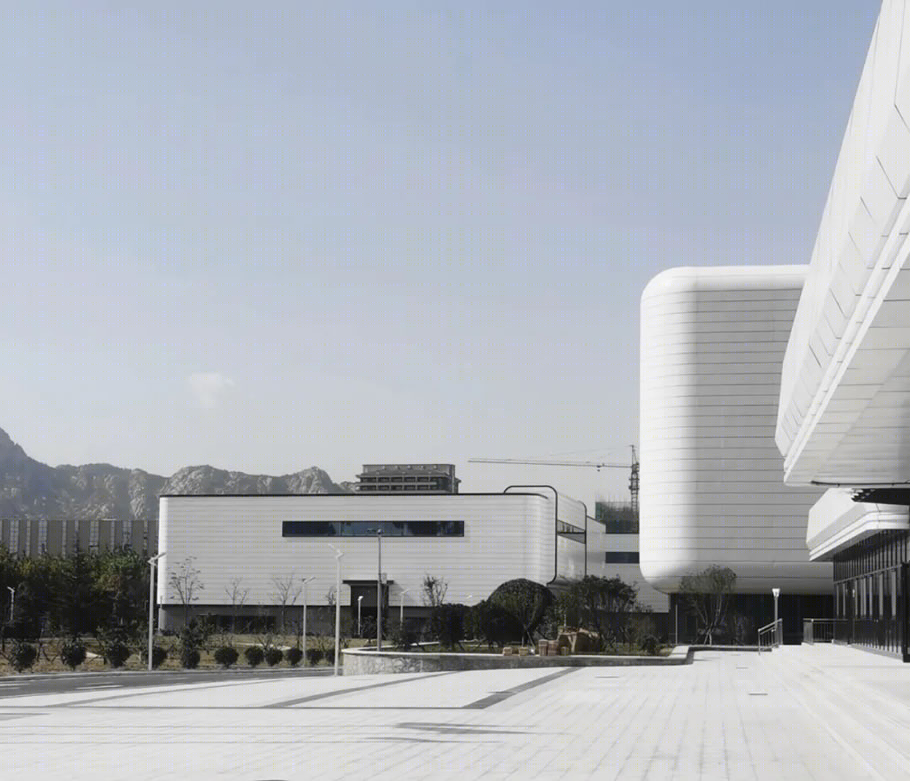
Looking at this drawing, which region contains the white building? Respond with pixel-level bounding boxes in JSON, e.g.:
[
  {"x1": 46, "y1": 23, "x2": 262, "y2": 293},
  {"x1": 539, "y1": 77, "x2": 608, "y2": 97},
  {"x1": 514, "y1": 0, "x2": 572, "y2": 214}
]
[
  {"x1": 157, "y1": 489, "x2": 589, "y2": 630},
  {"x1": 640, "y1": 265, "x2": 831, "y2": 597},
  {"x1": 639, "y1": 1, "x2": 910, "y2": 656},
  {"x1": 774, "y1": 0, "x2": 910, "y2": 658},
  {"x1": 597, "y1": 532, "x2": 669, "y2": 614}
]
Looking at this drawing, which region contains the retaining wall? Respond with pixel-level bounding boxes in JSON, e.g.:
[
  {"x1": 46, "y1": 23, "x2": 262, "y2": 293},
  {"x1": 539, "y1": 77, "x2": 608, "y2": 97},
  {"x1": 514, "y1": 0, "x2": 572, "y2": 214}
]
[{"x1": 342, "y1": 647, "x2": 696, "y2": 674}]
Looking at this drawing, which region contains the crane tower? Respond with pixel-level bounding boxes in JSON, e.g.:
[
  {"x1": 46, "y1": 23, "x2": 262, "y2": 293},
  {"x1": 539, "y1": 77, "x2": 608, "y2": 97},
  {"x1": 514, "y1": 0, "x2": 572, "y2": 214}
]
[{"x1": 469, "y1": 446, "x2": 639, "y2": 513}]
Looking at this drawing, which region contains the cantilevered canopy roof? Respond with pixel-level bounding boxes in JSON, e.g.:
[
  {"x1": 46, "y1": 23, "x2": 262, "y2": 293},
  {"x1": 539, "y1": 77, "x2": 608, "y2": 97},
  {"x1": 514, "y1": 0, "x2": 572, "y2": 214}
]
[{"x1": 806, "y1": 488, "x2": 908, "y2": 561}]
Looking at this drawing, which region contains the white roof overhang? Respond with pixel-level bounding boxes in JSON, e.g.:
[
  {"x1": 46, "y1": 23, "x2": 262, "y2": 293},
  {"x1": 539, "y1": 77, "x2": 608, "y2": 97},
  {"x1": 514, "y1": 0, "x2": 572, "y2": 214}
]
[{"x1": 806, "y1": 488, "x2": 908, "y2": 561}]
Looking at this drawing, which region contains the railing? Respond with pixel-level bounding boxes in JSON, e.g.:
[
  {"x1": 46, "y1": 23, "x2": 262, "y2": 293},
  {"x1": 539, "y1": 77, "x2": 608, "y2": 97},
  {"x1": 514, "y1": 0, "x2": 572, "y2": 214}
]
[
  {"x1": 803, "y1": 618, "x2": 845, "y2": 644},
  {"x1": 757, "y1": 619, "x2": 782, "y2": 653}
]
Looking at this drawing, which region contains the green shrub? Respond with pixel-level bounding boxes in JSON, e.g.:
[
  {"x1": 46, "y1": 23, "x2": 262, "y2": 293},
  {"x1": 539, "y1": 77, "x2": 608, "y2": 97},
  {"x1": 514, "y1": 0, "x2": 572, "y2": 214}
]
[
  {"x1": 214, "y1": 646, "x2": 239, "y2": 669},
  {"x1": 305, "y1": 648, "x2": 323, "y2": 665},
  {"x1": 180, "y1": 647, "x2": 201, "y2": 669},
  {"x1": 264, "y1": 647, "x2": 283, "y2": 667},
  {"x1": 179, "y1": 618, "x2": 214, "y2": 653},
  {"x1": 324, "y1": 648, "x2": 335, "y2": 666},
  {"x1": 286, "y1": 647, "x2": 303, "y2": 666},
  {"x1": 641, "y1": 635, "x2": 660, "y2": 655},
  {"x1": 244, "y1": 646, "x2": 264, "y2": 668},
  {"x1": 106, "y1": 642, "x2": 131, "y2": 668},
  {"x1": 61, "y1": 642, "x2": 87, "y2": 670},
  {"x1": 392, "y1": 625, "x2": 418, "y2": 651},
  {"x1": 470, "y1": 600, "x2": 523, "y2": 649},
  {"x1": 11, "y1": 643, "x2": 38, "y2": 672},
  {"x1": 141, "y1": 645, "x2": 167, "y2": 669},
  {"x1": 429, "y1": 604, "x2": 468, "y2": 650},
  {"x1": 488, "y1": 579, "x2": 553, "y2": 645}
]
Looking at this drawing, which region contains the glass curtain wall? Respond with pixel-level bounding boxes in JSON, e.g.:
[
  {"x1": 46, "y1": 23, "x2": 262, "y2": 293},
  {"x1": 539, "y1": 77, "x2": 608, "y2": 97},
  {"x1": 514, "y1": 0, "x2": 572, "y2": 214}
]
[{"x1": 833, "y1": 530, "x2": 909, "y2": 658}]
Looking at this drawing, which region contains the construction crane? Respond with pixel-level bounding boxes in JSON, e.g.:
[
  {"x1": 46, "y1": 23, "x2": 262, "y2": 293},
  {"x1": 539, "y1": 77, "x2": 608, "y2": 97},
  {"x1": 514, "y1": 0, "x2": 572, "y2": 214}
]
[{"x1": 469, "y1": 445, "x2": 639, "y2": 513}]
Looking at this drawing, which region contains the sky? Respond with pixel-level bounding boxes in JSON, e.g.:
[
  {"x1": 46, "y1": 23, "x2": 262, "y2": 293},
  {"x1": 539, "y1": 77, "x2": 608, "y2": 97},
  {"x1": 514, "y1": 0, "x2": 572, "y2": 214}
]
[{"x1": 0, "y1": 2, "x2": 881, "y2": 507}]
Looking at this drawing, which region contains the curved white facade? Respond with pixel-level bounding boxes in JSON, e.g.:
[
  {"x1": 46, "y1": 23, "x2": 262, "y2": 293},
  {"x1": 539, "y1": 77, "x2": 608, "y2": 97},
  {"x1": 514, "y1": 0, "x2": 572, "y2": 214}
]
[
  {"x1": 640, "y1": 266, "x2": 831, "y2": 594},
  {"x1": 777, "y1": 0, "x2": 910, "y2": 487}
]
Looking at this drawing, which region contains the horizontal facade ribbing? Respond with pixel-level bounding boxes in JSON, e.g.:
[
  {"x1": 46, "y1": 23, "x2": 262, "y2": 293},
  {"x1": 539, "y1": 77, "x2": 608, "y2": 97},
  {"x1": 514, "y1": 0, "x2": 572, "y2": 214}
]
[
  {"x1": 640, "y1": 266, "x2": 831, "y2": 594},
  {"x1": 157, "y1": 493, "x2": 587, "y2": 629}
]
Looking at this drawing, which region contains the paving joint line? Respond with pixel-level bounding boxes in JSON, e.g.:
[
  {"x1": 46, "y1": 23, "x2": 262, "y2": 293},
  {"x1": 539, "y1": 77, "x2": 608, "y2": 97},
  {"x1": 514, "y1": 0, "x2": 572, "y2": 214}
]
[{"x1": 462, "y1": 667, "x2": 581, "y2": 709}]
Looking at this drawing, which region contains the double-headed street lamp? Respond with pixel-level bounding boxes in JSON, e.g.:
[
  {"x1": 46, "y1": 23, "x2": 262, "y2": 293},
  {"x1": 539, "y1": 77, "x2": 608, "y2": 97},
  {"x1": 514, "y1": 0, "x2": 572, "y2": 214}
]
[
  {"x1": 327, "y1": 544, "x2": 344, "y2": 676},
  {"x1": 147, "y1": 551, "x2": 166, "y2": 671}
]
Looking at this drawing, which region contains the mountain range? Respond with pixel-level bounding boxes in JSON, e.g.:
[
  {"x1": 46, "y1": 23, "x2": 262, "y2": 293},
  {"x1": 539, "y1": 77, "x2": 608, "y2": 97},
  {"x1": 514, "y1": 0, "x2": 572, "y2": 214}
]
[{"x1": 0, "y1": 427, "x2": 354, "y2": 521}]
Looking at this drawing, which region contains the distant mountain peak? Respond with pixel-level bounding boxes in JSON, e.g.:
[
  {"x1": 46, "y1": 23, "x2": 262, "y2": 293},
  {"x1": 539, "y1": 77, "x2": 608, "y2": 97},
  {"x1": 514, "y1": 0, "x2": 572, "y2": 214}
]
[{"x1": 0, "y1": 426, "x2": 353, "y2": 521}]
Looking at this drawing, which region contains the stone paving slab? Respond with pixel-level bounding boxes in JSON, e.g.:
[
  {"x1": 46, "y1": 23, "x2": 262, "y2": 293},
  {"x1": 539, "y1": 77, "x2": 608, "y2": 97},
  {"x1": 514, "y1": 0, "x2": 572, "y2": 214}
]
[{"x1": 1, "y1": 646, "x2": 906, "y2": 780}]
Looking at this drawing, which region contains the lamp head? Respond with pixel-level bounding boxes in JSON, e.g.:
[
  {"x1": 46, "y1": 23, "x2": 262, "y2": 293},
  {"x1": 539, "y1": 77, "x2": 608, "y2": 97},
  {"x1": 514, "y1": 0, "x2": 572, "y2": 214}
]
[{"x1": 772, "y1": 588, "x2": 780, "y2": 598}]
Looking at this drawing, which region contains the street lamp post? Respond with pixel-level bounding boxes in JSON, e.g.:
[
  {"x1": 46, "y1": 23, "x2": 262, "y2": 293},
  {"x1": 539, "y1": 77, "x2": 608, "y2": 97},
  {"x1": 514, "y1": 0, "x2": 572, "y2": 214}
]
[
  {"x1": 328, "y1": 544, "x2": 343, "y2": 676},
  {"x1": 772, "y1": 587, "x2": 781, "y2": 646},
  {"x1": 367, "y1": 527, "x2": 383, "y2": 650},
  {"x1": 147, "y1": 551, "x2": 166, "y2": 671},
  {"x1": 357, "y1": 595, "x2": 364, "y2": 637},
  {"x1": 376, "y1": 529, "x2": 383, "y2": 650},
  {"x1": 7, "y1": 585, "x2": 15, "y2": 624},
  {"x1": 399, "y1": 588, "x2": 409, "y2": 628},
  {"x1": 302, "y1": 576, "x2": 315, "y2": 666}
]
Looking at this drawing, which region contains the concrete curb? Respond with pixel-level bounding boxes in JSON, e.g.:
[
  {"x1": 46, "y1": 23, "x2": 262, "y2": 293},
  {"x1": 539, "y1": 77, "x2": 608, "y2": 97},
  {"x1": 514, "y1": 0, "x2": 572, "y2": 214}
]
[
  {"x1": 0, "y1": 666, "x2": 335, "y2": 682},
  {"x1": 342, "y1": 644, "x2": 761, "y2": 674}
]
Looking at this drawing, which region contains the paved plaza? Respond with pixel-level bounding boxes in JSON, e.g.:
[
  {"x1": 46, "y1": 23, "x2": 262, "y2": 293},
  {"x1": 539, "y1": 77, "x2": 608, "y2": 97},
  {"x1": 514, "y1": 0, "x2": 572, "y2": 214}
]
[{"x1": 2, "y1": 645, "x2": 910, "y2": 780}]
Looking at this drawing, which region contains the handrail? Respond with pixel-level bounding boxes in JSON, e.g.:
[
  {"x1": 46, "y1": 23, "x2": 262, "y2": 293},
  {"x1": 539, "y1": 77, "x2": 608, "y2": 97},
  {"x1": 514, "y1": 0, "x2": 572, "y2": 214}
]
[
  {"x1": 803, "y1": 618, "x2": 846, "y2": 644},
  {"x1": 757, "y1": 618, "x2": 782, "y2": 653}
]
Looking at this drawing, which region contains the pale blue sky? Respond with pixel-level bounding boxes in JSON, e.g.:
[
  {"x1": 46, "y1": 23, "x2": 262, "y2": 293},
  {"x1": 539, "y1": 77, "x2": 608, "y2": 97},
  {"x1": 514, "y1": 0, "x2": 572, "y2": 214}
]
[{"x1": 0, "y1": 2, "x2": 879, "y2": 505}]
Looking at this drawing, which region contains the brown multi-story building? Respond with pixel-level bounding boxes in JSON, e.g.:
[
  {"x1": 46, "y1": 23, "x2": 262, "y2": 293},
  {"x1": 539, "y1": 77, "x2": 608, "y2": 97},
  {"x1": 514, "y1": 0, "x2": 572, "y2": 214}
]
[{"x1": 355, "y1": 464, "x2": 460, "y2": 494}]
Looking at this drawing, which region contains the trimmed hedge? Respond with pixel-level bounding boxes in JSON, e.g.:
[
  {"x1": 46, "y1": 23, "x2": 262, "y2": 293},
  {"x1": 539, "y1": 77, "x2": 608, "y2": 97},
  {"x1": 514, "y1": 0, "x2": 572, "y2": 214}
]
[
  {"x1": 264, "y1": 647, "x2": 283, "y2": 667},
  {"x1": 106, "y1": 642, "x2": 131, "y2": 668},
  {"x1": 11, "y1": 643, "x2": 38, "y2": 672},
  {"x1": 142, "y1": 646, "x2": 167, "y2": 669},
  {"x1": 305, "y1": 648, "x2": 323, "y2": 665},
  {"x1": 214, "y1": 646, "x2": 239, "y2": 669},
  {"x1": 286, "y1": 647, "x2": 303, "y2": 666},
  {"x1": 180, "y1": 648, "x2": 201, "y2": 669},
  {"x1": 61, "y1": 642, "x2": 87, "y2": 670},
  {"x1": 244, "y1": 646, "x2": 264, "y2": 668}
]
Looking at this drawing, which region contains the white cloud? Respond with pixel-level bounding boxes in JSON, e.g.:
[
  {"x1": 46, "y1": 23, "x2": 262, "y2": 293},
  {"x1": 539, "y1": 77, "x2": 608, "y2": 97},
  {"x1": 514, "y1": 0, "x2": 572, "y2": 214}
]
[{"x1": 187, "y1": 372, "x2": 235, "y2": 408}]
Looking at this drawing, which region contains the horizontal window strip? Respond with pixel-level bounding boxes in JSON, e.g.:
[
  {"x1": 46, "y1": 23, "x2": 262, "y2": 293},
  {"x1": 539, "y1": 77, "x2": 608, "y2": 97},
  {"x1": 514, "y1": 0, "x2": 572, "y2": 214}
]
[
  {"x1": 282, "y1": 520, "x2": 464, "y2": 538},
  {"x1": 605, "y1": 551, "x2": 640, "y2": 564}
]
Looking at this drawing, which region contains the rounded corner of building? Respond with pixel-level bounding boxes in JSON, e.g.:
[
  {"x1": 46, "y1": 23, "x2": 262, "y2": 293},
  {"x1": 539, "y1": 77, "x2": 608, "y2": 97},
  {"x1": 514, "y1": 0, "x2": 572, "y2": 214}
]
[
  {"x1": 641, "y1": 267, "x2": 697, "y2": 302},
  {"x1": 638, "y1": 556, "x2": 679, "y2": 594}
]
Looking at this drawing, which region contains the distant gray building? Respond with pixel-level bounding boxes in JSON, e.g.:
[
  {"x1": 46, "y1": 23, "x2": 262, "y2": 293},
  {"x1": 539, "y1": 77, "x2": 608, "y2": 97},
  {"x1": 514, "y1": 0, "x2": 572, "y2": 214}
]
[
  {"x1": 0, "y1": 518, "x2": 158, "y2": 558},
  {"x1": 356, "y1": 464, "x2": 460, "y2": 494}
]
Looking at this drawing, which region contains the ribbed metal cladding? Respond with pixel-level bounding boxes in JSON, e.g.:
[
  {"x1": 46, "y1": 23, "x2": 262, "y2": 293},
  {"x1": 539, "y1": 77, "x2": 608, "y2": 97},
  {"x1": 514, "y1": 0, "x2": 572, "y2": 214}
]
[{"x1": 640, "y1": 266, "x2": 831, "y2": 594}]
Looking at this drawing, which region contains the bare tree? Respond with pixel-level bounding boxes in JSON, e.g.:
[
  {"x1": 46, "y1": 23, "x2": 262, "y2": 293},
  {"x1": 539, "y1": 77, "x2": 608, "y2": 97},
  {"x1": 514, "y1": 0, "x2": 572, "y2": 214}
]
[
  {"x1": 271, "y1": 573, "x2": 302, "y2": 634},
  {"x1": 679, "y1": 565, "x2": 737, "y2": 644},
  {"x1": 224, "y1": 578, "x2": 249, "y2": 636},
  {"x1": 421, "y1": 574, "x2": 448, "y2": 607},
  {"x1": 169, "y1": 557, "x2": 203, "y2": 627}
]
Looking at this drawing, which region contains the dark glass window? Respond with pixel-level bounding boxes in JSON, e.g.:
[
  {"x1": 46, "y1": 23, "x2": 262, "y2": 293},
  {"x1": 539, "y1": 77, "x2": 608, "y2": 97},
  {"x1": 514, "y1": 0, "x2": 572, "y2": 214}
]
[
  {"x1": 605, "y1": 551, "x2": 639, "y2": 564},
  {"x1": 282, "y1": 520, "x2": 464, "y2": 538}
]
